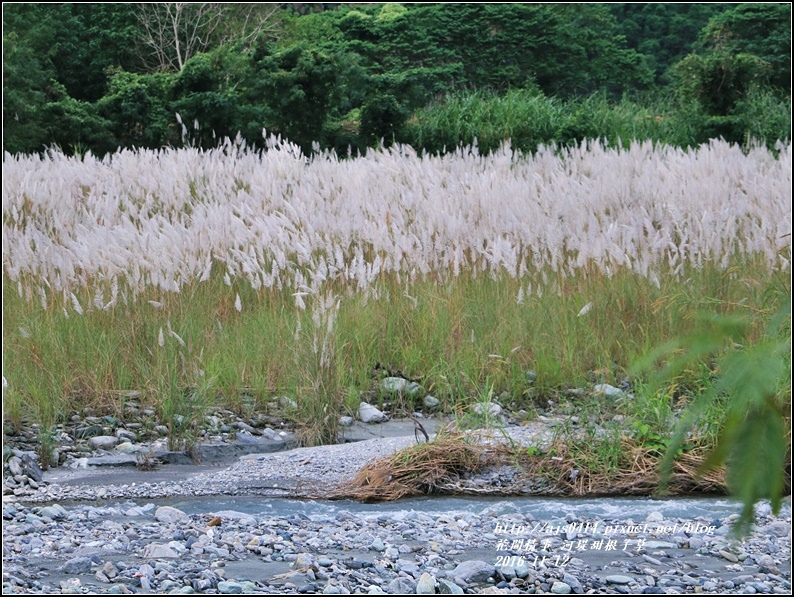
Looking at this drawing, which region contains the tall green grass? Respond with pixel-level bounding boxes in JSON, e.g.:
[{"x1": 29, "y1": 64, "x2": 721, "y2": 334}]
[
  {"x1": 404, "y1": 88, "x2": 791, "y2": 154},
  {"x1": 3, "y1": 256, "x2": 787, "y2": 456}
]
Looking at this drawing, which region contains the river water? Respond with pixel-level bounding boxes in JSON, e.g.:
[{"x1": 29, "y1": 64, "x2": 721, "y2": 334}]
[{"x1": 128, "y1": 493, "x2": 755, "y2": 521}]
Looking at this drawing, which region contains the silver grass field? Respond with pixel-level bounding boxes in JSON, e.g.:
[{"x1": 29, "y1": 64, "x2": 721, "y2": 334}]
[{"x1": 2, "y1": 137, "x2": 791, "y2": 461}]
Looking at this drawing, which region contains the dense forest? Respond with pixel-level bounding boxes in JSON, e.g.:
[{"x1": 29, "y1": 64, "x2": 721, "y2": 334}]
[{"x1": 3, "y1": 2, "x2": 791, "y2": 155}]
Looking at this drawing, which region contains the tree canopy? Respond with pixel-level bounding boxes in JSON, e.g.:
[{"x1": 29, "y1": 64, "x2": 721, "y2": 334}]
[{"x1": 3, "y1": 3, "x2": 790, "y2": 155}]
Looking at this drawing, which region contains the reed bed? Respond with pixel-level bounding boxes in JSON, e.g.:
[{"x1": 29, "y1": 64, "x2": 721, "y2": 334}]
[
  {"x1": 2, "y1": 136, "x2": 791, "y2": 454},
  {"x1": 3, "y1": 137, "x2": 790, "y2": 301}
]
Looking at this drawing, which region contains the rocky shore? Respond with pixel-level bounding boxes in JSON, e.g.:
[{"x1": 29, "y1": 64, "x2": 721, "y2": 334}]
[{"x1": 3, "y1": 412, "x2": 792, "y2": 595}]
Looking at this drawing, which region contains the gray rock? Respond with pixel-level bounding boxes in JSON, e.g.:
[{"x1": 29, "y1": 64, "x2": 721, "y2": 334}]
[
  {"x1": 371, "y1": 537, "x2": 385, "y2": 552},
  {"x1": 61, "y1": 557, "x2": 93, "y2": 574},
  {"x1": 605, "y1": 575, "x2": 634, "y2": 584},
  {"x1": 18, "y1": 455, "x2": 43, "y2": 482},
  {"x1": 499, "y1": 566, "x2": 516, "y2": 580},
  {"x1": 563, "y1": 574, "x2": 583, "y2": 594},
  {"x1": 339, "y1": 416, "x2": 354, "y2": 427},
  {"x1": 358, "y1": 402, "x2": 388, "y2": 424},
  {"x1": 423, "y1": 395, "x2": 440, "y2": 410},
  {"x1": 438, "y1": 578, "x2": 464, "y2": 594},
  {"x1": 7, "y1": 456, "x2": 23, "y2": 477},
  {"x1": 294, "y1": 553, "x2": 316, "y2": 568},
  {"x1": 472, "y1": 402, "x2": 502, "y2": 417},
  {"x1": 416, "y1": 572, "x2": 436, "y2": 594},
  {"x1": 513, "y1": 560, "x2": 531, "y2": 578},
  {"x1": 766, "y1": 521, "x2": 790, "y2": 538},
  {"x1": 645, "y1": 511, "x2": 664, "y2": 523},
  {"x1": 217, "y1": 581, "x2": 243, "y2": 594},
  {"x1": 551, "y1": 581, "x2": 572, "y2": 594},
  {"x1": 89, "y1": 435, "x2": 119, "y2": 450},
  {"x1": 102, "y1": 562, "x2": 118, "y2": 579},
  {"x1": 451, "y1": 560, "x2": 495, "y2": 583},
  {"x1": 38, "y1": 504, "x2": 67, "y2": 520},
  {"x1": 115, "y1": 428, "x2": 137, "y2": 442},
  {"x1": 387, "y1": 578, "x2": 416, "y2": 594},
  {"x1": 154, "y1": 506, "x2": 190, "y2": 525},
  {"x1": 688, "y1": 537, "x2": 704, "y2": 550},
  {"x1": 381, "y1": 377, "x2": 421, "y2": 396}
]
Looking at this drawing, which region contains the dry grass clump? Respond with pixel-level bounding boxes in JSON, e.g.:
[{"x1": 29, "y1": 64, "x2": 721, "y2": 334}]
[
  {"x1": 332, "y1": 432, "x2": 737, "y2": 502},
  {"x1": 329, "y1": 430, "x2": 510, "y2": 502}
]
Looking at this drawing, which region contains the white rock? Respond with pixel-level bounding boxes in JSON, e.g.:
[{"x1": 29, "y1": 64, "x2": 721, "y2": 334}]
[
  {"x1": 358, "y1": 402, "x2": 388, "y2": 424},
  {"x1": 115, "y1": 442, "x2": 139, "y2": 454},
  {"x1": 154, "y1": 506, "x2": 190, "y2": 525},
  {"x1": 416, "y1": 572, "x2": 436, "y2": 594},
  {"x1": 142, "y1": 543, "x2": 180, "y2": 558}
]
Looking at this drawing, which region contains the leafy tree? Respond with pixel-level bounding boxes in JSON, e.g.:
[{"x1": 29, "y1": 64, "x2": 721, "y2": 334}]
[
  {"x1": 359, "y1": 93, "x2": 409, "y2": 146},
  {"x1": 250, "y1": 44, "x2": 351, "y2": 152},
  {"x1": 171, "y1": 46, "x2": 268, "y2": 147},
  {"x1": 546, "y1": 4, "x2": 654, "y2": 96},
  {"x1": 701, "y1": 3, "x2": 791, "y2": 90},
  {"x1": 669, "y1": 3, "x2": 790, "y2": 143},
  {"x1": 3, "y1": 30, "x2": 51, "y2": 153},
  {"x1": 610, "y1": 3, "x2": 732, "y2": 83},
  {"x1": 96, "y1": 71, "x2": 175, "y2": 150}
]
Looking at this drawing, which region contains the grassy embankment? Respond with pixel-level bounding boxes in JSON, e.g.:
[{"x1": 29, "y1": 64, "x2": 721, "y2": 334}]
[{"x1": 2, "y1": 138, "x2": 790, "y2": 495}]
